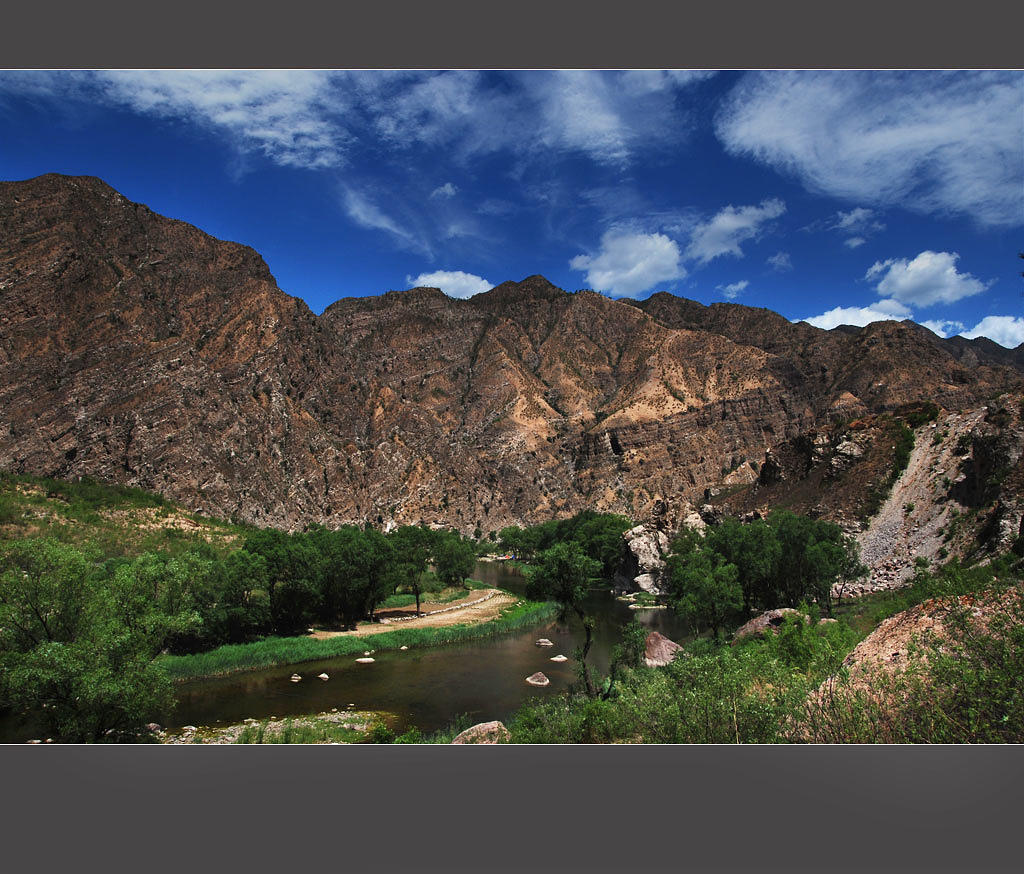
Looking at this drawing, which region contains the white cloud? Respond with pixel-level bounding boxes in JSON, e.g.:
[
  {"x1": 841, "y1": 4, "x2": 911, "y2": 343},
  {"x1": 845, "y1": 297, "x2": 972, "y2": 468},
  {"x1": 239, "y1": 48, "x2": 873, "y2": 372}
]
[
  {"x1": 717, "y1": 280, "x2": 749, "y2": 300},
  {"x1": 920, "y1": 319, "x2": 966, "y2": 338},
  {"x1": 865, "y1": 250, "x2": 990, "y2": 307},
  {"x1": 366, "y1": 70, "x2": 708, "y2": 169},
  {"x1": 94, "y1": 70, "x2": 349, "y2": 170},
  {"x1": 570, "y1": 229, "x2": 685, "y2": 297},
  {"x1": 684, "y1": 198, "x2": 786, "y2": 264},
  {"x1": 477, "y1": 198, "x2": 518, "y2": 217},
  {"x1": 833, "y1": 207, "x2": 882, "y2": 234},
  {"x1": 430, "y1": 182, "x2": 458, "y2": 199},
  {"x1": 716, "y1": 70, "x2": 1024, "y2": 227},
  {"x1": 844, "y1": 237, "x2": 867, "y2": 249},
  {"x1": 962, "y1": 316, "x2": 1024, "y2": 348},
  {"x1": 341, "y1": 186, "x2": 432, "y2": 256},
  {"x1": 528, "y1": 71, "x2": 708, "y2": 166},
  {"x1": 802, "y1": 298, "x2": 912, "y2": 330},
  {"x1": 619, "y1": 70, "x2": 716, "y2": 95},
  {"x1": 406, "y1": 270, "x2": 492, "y2": 299},
  {"x1": 767, "y1": 251, "x2": 792, "y2": 272}
]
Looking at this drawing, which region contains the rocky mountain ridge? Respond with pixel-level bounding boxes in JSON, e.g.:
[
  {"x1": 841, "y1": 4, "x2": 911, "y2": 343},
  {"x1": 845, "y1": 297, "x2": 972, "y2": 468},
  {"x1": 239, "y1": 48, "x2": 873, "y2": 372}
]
[{"x1": 2, "y1": 173, "x2": 1021, "y2": 533}]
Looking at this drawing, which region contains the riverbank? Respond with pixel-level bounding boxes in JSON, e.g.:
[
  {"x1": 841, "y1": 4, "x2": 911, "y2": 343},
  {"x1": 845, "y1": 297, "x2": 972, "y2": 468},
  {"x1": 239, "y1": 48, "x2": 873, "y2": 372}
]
[
  {"x1": 160, "y1": 594, "x2": 559, "y2": 681},
  {"x1": 160, "y1": 709, "x2": 386, "y2": 744},
  {"x1": 312, "y1": 588, "x2": 518, "y2": 637}
]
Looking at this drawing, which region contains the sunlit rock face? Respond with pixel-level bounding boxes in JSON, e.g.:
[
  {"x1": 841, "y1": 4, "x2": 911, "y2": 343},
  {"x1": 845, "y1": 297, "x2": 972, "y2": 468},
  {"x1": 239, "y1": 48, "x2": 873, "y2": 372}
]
[{"x1": 1, "y1": 174, "x2": 1021, "y2": 533}]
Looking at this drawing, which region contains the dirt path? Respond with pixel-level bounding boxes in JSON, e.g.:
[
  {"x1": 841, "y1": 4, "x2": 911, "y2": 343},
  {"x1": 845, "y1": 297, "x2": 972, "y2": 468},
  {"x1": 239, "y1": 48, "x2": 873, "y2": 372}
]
[
  {"x1": 842, "y1": 407, "x2": 987, "y2": 598},
  {"x1": 309, "y1": 589, "x2": 519, "y2": 639}
]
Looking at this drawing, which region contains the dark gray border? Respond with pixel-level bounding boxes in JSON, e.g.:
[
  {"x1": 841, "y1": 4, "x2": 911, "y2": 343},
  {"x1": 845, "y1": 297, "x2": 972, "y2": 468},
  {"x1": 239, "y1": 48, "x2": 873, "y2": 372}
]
[
  {"x1": 2, "y1": 0, "x2": 1021, "y2": 68},
  {"x1": 3, "y1": 2, "x2": 1022, "y2": 873},
  {"x1": 2, "y1": 745, "x2": 1022, "y2": 872}
]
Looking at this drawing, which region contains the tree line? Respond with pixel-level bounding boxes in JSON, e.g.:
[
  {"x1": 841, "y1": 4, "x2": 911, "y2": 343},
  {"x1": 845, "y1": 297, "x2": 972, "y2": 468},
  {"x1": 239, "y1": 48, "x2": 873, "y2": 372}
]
[
  {"x1": 0, "y1": 524, "x2": 477, "y2": 741},
  {"x1": 664, "y1": 510, "x2": 866, "y2": 636}
]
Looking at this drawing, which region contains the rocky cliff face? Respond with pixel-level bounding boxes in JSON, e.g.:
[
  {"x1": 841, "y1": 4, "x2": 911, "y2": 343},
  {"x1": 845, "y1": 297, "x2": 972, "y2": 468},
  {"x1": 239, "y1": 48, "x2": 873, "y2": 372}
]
[{"x1": 2, "y1": 174, "x2": 1021, "y2": 532}]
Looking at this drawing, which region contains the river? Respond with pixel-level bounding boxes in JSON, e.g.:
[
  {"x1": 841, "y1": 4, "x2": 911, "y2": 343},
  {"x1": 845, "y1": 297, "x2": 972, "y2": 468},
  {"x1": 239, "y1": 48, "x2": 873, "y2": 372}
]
[{"x1": 167, "y1": 561, "x2": 690, "y2": 736}]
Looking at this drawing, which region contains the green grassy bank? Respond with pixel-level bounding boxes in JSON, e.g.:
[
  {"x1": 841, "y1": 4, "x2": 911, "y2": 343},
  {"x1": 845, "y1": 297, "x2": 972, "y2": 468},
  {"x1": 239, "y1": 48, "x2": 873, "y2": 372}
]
[{"x1": 161, "y1": 597, "x2": 559, "y2": 681}]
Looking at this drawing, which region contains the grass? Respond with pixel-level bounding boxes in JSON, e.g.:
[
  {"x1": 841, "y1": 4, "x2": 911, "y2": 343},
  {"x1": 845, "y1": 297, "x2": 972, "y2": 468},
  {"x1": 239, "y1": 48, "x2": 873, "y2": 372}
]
[
  {"x1": 161, "y1": 597, "x2": 560, "y2": 680},
  {"x1": 0, "y1": 471, "x2": 249, "y2": 559},
  {"x1": 235, "y1": 717, "x2": 367, "y2": 744},
  {"x1": 379, "y1": 578, "x2": 489, "y2": 609}
]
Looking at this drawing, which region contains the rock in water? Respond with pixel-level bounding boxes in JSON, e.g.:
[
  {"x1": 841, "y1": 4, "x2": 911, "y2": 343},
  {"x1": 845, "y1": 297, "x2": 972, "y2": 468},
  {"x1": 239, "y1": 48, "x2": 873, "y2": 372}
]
[
  {"x1": 535, "y1": 638, "x2": 554, "y2": 647},
  {"x1": 451, "y1": 721, "x2": 511, "y2": 744},
  {"x1": 317, "y1": 673, "x2": 329, "y2": 680},
  {"x1": 355, "y1": 657, "x2": 375, "y2": 664},
  {"x1": 290, "y1": 674, "x2": 302, "y2": 682},
  {"x1": 550, "y1": 654, "x2": 568, "y2": 662},
  {"x1": 732, "y1": 608, "x2": 806, "y2": 642},
  {"x1": 526, "y1": 672, "x2": 550, "y2": 686},
  {"x1": 644, "y1": 631, "x2": 684, "y2": 667}
]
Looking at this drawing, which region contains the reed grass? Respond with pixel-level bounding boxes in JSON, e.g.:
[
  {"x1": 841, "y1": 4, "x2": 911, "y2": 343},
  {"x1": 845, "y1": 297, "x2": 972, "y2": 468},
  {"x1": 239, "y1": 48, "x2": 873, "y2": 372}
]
[{"x1": 162, "y1": 597, "x2": 559, "y2": 680}]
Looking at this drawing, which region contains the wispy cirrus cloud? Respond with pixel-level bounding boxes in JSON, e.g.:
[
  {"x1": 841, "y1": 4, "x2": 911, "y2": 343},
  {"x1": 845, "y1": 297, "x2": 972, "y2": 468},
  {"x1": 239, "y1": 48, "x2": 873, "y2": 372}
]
[
  {"x1": 340, "y1": 186, "x2": 433, "y2": 257},
  {"x1": 0, "y1": 69, "x2": 715, "y2": 175},
  {"x1": 430, "y1": 182, "x2": 458, "y2": 199},
  {"x1": 717, "y1": 70, "x2": 1024, "y2": 227},
  {"x1": 1, "y1": 70, "x2": 352, "y2": 170},
  {"x1": 716, "y1": 280, "x2": 749, "y2": 300},
  {"x1": 684, "y1": 198, "x2": 786, "y2": 264}
]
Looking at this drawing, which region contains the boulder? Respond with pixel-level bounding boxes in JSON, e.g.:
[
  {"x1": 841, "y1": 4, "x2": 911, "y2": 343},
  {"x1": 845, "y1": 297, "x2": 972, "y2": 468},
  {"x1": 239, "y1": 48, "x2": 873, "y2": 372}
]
[
  {"x1": 451, "y1": 721, "x2": 511, "y2": 744},
  {"x1": 400, "y1": 645, "x2": 409, "y2": 650},
  {"x1": 550, "y1": 654, "x2": 568, "y2": 662},
  {"x1": 634, "y1": 573, "x2": 659, "y2": 593},
  {"x1": 644, "y1": 631, "x2": 684, "y2": 667},
  {"x1": 290, "y1": 674, "x2": 302, "y2": 682},
  {"x1": 625, "y1": 524, "x2": 669, "y2": 575},
  {"x1": 318, "y1": 673, "x2": 329, "y2": 680},
  {"x1": 535, "y1": 638, "x2": 554, "y2": 647},
  {"x1": 525, "y1": 672, "x2": 550, "y2": 686},
  {"x1": 355, "y1": 657, "x2": 375, "y2": 664},
  {"x1": 732, "y1": 608, "x2": 806, "y2": 641},
  {"x1": 145, "y1": 722, "x2": 162, "y2": 733}
]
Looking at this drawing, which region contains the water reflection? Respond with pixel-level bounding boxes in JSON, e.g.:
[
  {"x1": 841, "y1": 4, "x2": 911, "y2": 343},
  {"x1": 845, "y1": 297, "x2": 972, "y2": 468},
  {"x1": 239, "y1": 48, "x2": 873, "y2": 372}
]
[{"x1": 169, "y1": 561, "x2": 688, "y2": 735}]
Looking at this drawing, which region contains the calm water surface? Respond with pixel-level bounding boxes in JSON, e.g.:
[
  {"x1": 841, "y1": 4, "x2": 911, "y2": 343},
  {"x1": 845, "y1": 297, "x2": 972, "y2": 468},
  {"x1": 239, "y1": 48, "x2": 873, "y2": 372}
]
[{"x1": 168, "y1": 561, "x2": 690, "y2": 735}]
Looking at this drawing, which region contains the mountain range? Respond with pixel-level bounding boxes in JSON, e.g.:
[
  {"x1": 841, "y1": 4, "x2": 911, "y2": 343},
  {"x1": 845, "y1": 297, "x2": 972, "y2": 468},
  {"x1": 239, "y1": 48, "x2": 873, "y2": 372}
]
[{"x1": 2, "y1": 173, "x2": 1021, "y2": 531}]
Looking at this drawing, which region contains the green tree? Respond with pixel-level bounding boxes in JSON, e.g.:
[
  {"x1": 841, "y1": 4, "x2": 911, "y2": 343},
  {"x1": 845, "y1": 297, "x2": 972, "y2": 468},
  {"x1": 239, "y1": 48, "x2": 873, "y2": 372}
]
[
  {"x1": 664, "y1": 528, "x2": 743, "y2": 638},
  {"x1": 432, "y1": 530, "x2": 476, "y2": 589},
  {"x1": 388, "y1": 525, "x2": 436, "y2": 615},
  {"x1": 705, "y1": 517, "x2": 781, "y2": 613},
  {"x1": 0, "y1": 538, "x2": 190, "y2": 742},
  {"x1": 561, "y1": 511, "x2": 631, "y2": 577},
  {"x1": 302, "y1": 526, "x2": 396, "y2": 629},
  {"x1": 768, "y1": 511, "x2": 864, "y2": 615},
  {"x1": 212, "y1": 549, "x2": 272, "y2": 643},
  {"x1": 243, "y1": 528, "x2": 320, "y2": 634},
  {"x1": 526, "y1": 542, "x2": 602, "y2": 696}
]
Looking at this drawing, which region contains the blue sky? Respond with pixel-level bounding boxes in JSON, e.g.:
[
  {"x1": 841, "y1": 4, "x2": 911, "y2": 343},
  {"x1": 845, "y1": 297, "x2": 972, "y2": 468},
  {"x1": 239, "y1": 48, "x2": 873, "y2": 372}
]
[{"x1": 1, "y1": 70, "x2": 1022, "y2": 346}]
